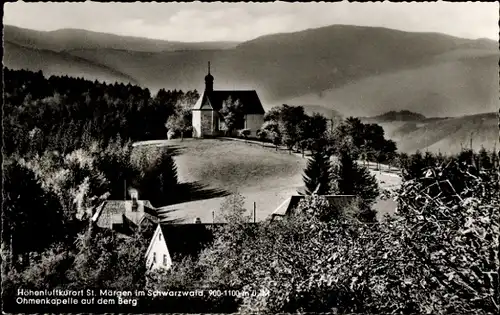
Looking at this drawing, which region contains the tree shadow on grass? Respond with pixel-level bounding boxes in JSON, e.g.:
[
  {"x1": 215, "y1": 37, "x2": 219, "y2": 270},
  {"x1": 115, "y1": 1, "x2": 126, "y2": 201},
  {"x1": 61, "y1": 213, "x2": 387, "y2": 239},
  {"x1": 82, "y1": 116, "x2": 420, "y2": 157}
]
[
  {"x1": 159, "y1": 216, "x2": 185, "y2": 224},
  {"x1": 163, "y1": 145, "x2": 186, "y2": 157},
  {"x1": 155, "y1": 207, "x2": 184, "y2": 224},
  {"x1": 135, "y1": 143, "x2": 186, "y2": 157},
  {"x1": 172, "y1": 181, "x2": 231, "y2": 205},
  {"x1": 157, "y1": 211, "x2": 185, "y2": 224}
]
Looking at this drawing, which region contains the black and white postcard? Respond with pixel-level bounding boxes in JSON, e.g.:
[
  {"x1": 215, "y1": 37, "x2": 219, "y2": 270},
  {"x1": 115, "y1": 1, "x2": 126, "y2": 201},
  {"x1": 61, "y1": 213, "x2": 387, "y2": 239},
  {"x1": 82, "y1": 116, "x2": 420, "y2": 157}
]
[{"x1": 2, "y1": 1, "x2": 499, "y2": 314}]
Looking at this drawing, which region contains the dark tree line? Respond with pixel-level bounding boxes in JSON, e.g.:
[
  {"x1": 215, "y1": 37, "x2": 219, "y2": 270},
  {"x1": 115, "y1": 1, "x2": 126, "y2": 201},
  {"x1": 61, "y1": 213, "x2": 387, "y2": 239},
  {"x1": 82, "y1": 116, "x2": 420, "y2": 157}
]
[
  {"x1": 259, "y1": 105, "x2": 397, "y2": 167},
  {"x1": 4, "y1": 67, "x2": 199, "y2": 156},
  {"x1": 260, "y1": 105, "x2": 328, "y2": 154}
]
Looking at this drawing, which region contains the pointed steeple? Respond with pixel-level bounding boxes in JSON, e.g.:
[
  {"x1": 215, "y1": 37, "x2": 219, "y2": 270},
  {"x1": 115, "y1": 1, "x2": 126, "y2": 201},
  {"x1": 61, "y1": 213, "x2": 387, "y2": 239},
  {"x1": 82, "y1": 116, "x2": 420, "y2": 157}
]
[{"x1": 204, "y1": 61, "x2": 214, "y2": 92}]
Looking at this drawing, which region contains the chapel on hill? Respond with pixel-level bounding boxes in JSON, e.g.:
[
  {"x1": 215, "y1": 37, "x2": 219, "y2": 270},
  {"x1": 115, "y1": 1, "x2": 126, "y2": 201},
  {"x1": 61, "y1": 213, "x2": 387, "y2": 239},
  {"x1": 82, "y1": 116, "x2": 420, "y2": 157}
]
[{"x1": 192, "y1": 62, "x2": 265, "y2": 138}]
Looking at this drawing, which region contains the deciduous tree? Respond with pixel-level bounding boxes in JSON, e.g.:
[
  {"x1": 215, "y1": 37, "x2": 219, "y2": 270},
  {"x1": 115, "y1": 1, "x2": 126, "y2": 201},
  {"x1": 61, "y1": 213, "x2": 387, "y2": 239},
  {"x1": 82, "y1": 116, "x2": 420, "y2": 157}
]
[
  {"x1": 3, "y1": 159, "x2": 66, "y2": 270},
  {"x1": 165, "y1": 98, "x2": 193, "y2": 140},
  {"x1": 262, "y1": 121, "x2": 282, "y2": 151},
  {"x1": 220, "y1": 97, "x2": 244, "y2": 136}
]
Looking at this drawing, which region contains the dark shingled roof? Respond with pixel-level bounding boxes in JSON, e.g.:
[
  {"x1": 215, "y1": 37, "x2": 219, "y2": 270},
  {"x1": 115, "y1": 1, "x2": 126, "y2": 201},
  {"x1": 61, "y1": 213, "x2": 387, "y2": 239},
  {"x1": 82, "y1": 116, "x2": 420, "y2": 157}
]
[
  {"x1": 93, "y1": 200, "x2": 158, "y2": 231},
  {"x1": 193, "y1": 90, "x2": 265, "y2": 115},
  {"x1": 270, "y1": 195, "x2": 357, "y2": 221},
  {"x1": 159, "y1": 223, "x2": 225, "y2": 260}
]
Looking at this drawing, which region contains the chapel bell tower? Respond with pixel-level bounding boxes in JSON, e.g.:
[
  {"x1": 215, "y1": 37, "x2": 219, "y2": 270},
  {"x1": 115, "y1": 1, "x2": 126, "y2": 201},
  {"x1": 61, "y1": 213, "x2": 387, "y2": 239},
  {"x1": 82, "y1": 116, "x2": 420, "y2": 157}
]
[{"x1": 204, "y1": 61, "x2": 214, "y2": 92}]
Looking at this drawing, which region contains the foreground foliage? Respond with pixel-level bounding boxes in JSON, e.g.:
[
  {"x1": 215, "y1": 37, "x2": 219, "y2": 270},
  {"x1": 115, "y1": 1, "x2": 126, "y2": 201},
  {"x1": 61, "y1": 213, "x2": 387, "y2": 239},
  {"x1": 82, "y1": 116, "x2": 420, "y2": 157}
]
[
  {"x1": 2, "y1": 228, "x2": 149, "y2": 308},
  {"x1": 150, "y1": 154, "x2": 497, "y2": 314},
  {"x1": 386, "y1": 157, "x2": 499, "y2": 313}
]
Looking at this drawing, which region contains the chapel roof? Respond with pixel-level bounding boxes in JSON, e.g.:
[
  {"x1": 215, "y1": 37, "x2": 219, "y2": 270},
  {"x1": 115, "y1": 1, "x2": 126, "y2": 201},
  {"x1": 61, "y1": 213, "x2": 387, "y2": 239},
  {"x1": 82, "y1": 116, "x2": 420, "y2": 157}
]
[{"x1": 192, "y1": 90, "x2": 265, "y2": 115}]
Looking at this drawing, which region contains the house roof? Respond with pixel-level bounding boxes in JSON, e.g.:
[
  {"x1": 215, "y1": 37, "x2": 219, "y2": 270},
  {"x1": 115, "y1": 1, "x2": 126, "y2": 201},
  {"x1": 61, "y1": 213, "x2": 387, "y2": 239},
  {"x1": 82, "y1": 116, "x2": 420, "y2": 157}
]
[
  {"x1": 159, "y1": 223, "x2": 225, "y2": 260},
  {"x1": 270, "y1": 195, "x2": 357, "y2": 220},
  {"x1": 193, "y1": 90, "x2": 265, "y2": 115},
  {"x1": 92, "y1": 200, "x2": 158, "y2": 230}
]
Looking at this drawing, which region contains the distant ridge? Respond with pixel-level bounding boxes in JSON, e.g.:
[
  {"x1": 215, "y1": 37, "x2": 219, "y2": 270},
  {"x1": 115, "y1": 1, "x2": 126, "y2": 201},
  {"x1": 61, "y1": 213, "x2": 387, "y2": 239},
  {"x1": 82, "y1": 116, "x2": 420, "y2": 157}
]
[
  {"x1": 3, "y1": 41, "x2": 139, "y2": 86},
  {"x1": 4, "y1": 24, "x2": 240, "y2": 53},
  {"x1": 293, "y1": 104, "x2": 343, "y2": 120},
  {"x1": 4, "y1": 24, "x2": 498, "y2": 118},
  {"x1": 363, "y1": 110, "x2": 427, "y2": 122}
]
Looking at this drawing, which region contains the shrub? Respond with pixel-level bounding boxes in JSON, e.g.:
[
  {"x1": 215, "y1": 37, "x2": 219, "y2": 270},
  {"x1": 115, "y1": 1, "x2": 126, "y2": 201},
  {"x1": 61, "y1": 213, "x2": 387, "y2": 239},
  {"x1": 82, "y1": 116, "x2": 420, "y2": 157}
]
[
  {"x1": 239, "y1": 129, "x2": 251, "y2": 139},
  {"x1": 256, "y1": 129, "x2": 269, "y2": 143},
  {"x1": 167, "y1": 129, "x2": 176, "y2": 140}
]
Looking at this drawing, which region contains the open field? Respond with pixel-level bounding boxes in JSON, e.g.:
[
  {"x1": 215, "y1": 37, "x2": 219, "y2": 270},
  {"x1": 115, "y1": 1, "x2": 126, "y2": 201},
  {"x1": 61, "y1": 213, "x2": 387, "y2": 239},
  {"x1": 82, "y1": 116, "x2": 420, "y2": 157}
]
[{"x1": 134, "y1": 138, "x2": 399, "y2": 223}]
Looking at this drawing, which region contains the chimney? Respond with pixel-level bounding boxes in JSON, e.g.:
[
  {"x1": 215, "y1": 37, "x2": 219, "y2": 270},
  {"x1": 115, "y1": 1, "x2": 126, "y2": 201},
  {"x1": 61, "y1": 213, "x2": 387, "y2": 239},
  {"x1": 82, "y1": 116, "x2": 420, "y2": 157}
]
[{"x1": 129, "y1": 189, "x2": 139, "y2": 212}]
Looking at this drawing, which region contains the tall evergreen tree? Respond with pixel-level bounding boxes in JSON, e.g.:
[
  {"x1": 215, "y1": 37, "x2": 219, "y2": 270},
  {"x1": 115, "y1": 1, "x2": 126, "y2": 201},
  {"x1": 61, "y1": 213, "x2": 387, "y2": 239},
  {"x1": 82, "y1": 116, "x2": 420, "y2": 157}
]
[
  {"x1": 157, "y1": 153, "x2": 179, "y2": 203},
  {"x1": 331, "y1": 149, "x2": 379, "y2": 222},
  {"x1": 302, "y1": 151, "x2": 332, "y2": 195},
  {"x1": 478, "y1": 146, "x2": 493, "y2": 170},
  {"x1": 137, "y1": 149, "x2": 179, "y2": 207}
]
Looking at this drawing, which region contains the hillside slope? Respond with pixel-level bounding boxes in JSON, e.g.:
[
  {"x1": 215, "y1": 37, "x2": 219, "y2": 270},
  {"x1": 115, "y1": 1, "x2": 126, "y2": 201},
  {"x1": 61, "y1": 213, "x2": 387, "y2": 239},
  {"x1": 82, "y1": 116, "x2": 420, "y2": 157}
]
[
  {"x1": 3, "y1": 24, "x2": 497, "y2": 117},
  {"x1": 138, "y1": 139, "x2": 397, "y2": 223},
  {"x1": 363, "y1": 110, "x2": 427, "y2": 122},
  {"x1": 283, "y1": 53, "x2": 498, "y2": 117},
  {"x1": 4, "y1": 25, "x2": 239, "y2": 52},
  {"x1": 3, "y1": 41, "x2": 138, "y2": 85},
  {"x1": 365, "y1": 112, "x2": 498, "y2": 154}
]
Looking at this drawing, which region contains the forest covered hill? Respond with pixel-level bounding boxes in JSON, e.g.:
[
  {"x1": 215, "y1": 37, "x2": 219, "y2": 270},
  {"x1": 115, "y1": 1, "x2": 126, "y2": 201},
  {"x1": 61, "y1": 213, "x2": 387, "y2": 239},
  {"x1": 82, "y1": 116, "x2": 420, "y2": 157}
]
[{"x1": 4, "y1": 24, "x2": 498, "y2": 118}]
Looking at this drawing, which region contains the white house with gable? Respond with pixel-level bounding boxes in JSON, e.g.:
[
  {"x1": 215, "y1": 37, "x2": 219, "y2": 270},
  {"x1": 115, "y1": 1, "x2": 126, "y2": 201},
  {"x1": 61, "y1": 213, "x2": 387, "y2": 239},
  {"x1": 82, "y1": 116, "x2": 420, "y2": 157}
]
[{"x1": 145, "y1": 223, "x2": 220, "y2": 271}]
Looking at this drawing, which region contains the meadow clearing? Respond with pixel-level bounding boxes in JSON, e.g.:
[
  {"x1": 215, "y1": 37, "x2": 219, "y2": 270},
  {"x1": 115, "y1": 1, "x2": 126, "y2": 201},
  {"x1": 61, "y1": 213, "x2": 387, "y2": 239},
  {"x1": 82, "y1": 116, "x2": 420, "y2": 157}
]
[{"x1": 133, "y1": 138, "x2": 400, "y2": 223}]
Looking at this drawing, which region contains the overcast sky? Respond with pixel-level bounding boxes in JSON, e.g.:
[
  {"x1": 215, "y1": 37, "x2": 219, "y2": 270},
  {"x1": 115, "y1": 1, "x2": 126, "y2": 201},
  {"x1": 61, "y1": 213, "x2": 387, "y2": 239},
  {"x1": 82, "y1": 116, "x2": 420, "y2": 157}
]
[{"x1": 4, "y1": 1, "x2": 499, "y2": 42}]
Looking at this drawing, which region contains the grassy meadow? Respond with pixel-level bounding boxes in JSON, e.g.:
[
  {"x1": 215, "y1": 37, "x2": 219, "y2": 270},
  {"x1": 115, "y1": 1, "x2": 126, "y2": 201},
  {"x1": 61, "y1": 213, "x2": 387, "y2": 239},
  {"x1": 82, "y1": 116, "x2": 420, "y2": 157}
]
[{"x1": 133, "y1": 138, "x2": 399, "y2": 223}]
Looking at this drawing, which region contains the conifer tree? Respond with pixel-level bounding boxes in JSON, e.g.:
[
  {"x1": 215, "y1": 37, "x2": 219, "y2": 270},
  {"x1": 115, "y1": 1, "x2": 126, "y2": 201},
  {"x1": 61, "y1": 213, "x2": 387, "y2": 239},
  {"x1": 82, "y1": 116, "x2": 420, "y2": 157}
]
[
  {"x1": 478, "y1": 146, "x2": 493, "y2": 170},
  {"x1": 138, "y1": 150, "x2": 179, "y2": 206},
  {"x1": 157, "y1": 152, "x2": 179, "y2": 203},
  {"x1": 302, "y1": 151, "x2": 332, "y2": 195},
  {"x1": 401, "y1": 150, "x2": 425, "y2": 180},
  {"x1": 331, "y1": 149, "x2": 379, "y2": 222}
]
